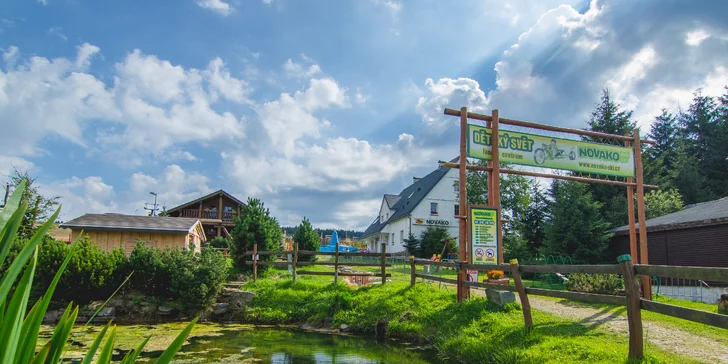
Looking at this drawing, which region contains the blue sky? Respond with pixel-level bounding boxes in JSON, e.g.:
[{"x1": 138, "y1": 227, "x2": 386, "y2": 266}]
[{"x1": 1, "y1": 0, "x2": 727, "y2": 230}]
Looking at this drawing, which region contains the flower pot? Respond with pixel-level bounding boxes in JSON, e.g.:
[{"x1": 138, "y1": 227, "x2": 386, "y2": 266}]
[{"x1": 485, "y1": 278, "x2": 509, "y2": 285}]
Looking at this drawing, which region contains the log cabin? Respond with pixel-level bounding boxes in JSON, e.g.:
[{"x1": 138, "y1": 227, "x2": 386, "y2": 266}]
[{"x1": 165, "y1": 189, "x2": 246, "y2": 240}]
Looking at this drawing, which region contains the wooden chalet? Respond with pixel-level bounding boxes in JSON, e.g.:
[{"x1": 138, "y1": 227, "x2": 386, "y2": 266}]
[{"x1": 166, "y1": 189, "x2": 246, "y2": 240}]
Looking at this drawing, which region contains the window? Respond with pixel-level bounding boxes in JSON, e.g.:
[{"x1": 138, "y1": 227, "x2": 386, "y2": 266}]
[
  {"x1": 386, "y1": 213, "x2": 389, "y2": 220},
  {"x1": 454, "y1": 181, "x2": 459, "y2": 192},
  {"x1": 430, "y1": 202, "x2": 438, "y2": 215},
  {"x1": 400, "y1": 230, "x2": 404, "y2": 243},
  {"x1": 454, "y1": 205, "x2": 460, "y2": 217}
]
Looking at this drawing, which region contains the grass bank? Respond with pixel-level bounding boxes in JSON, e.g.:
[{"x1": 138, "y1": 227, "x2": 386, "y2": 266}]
[{"x1": 241, "y1": 275, "x2": 692, "y2": 363}]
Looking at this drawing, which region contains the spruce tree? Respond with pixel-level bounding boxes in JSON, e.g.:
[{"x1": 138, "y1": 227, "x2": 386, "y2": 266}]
[
  {"x1": 544, "y1": 181, "x2": 611, "y2": 264},
  {"x1": 402, "y1": 232, "x2": 420, "y2": 257},
  {"x1": 419, "y1": 226, "x2": 453, "y2": 258},
  {"x1": 230, "y1": 198, "x2": 283, "y2": 270},
  {"x1": 519, "y1": 182, "x2": 548, "y2": 256},
  {"x1": 292, "y1": 217, "x2": 321, "y2": 261}
]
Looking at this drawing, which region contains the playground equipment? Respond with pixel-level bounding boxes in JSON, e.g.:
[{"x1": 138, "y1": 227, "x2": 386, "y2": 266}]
[
  {"x1": 530, "y1": 254, "x2": 573, "y2": 289},
  {"x1": 319, "y1": 231, "x2": 358, "y2": 253}
]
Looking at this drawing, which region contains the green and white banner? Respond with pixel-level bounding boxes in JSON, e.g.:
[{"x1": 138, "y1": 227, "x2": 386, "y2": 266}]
[{"x1": 467, "y1": 125, "x2": 635, "y2": 178}]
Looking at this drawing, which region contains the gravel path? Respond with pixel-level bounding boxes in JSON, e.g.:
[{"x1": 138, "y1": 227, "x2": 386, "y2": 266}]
[{"x1": 528, "y1": 296, "x2": 728, "y2": 363}]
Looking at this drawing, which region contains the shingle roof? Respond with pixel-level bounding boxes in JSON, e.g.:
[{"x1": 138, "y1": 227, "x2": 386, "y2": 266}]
[
  {"x1": 384, "y1": 194, "x2": 401, "y2": 208},
  {"x1": 611, "y1": 197, "x2": 728, "y2": 235},
  {"x1": 60, "y1": 214, "x2": 200, "y2": 233},
  {"x1": 166, "y1": 189, "x2": 246, "y2": 212},
  {"x1": 362, "y1": 158, "x2": 457, "y2": 238}
]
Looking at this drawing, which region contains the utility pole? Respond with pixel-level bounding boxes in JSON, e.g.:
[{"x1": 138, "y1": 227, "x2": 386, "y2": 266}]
[{"x1": 144, "y1": 192, "x2": 160, "y2": 216}]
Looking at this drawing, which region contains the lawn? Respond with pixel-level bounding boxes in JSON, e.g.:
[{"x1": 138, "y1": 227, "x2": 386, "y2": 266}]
[{"x1": 242, "y1": 267, "x2": 695, "y2": 363}]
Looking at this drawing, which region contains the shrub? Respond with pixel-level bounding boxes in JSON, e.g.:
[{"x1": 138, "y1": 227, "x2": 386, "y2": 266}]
[
  {"x1": 230, "y1": 198, "x2": 283, "y2": 270},
  {"x1": 206, "y1": 236, "x2": 232, "y2": 249},
  {"x1": 126, "y1": 243, "x2": 228, "y2": 309},
  {"x1": 36, "y1": 235, "x2": 126, "y2": 305},
  {"x1": 564, "y1": 273, "x2": 623, "y2": 294}
]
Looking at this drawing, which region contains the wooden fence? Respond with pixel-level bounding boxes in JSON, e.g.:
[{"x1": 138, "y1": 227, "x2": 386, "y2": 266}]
[
  {"x1": 409, "y1": 254, "x2": 728, "y2": 361},
  {"x1": 245, "y1": 243, "x2": 392, "y2": 284}
]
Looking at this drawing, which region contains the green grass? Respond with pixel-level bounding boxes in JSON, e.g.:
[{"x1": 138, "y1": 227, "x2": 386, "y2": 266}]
[{"x1": 241, "y1": 271, "x2": 694, "y2": 363}]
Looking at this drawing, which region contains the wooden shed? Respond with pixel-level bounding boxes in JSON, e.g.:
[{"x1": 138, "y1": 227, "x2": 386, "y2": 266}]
[
  {"x1": 609, "y1": 197, "x2": 728, "y2": 268},
  {"x1": 61, "y1": 214, "x2": 206, "y2": 255}
]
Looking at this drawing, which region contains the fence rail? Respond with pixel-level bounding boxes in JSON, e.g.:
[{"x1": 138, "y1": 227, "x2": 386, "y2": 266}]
[{"x1": 406, "y1": 254, "x2": 728, "y2": 361}]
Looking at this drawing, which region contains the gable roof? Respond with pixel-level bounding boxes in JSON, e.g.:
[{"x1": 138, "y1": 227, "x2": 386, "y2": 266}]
[
  {"x1": 384, "y1": 194, "x2": 401, "y2": 208},
  {"x1": 61, "y1": 214, "x2": 201, "y2": 234},
  {"x1": 362, "y1": 158, "x2": 457, "y2": 238},
  {"x1": 167, "y1": 189, "x2": 246, "y2": 212},
  {"x1": 611, "y1": 197, "x2": 728, "y2": 235}
]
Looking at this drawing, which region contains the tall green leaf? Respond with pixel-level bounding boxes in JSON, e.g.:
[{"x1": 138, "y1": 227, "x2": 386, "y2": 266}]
[
  {"x1": 80, "y1": 322, "x2": 111, "y2": 364},
  {"x1": 153, "y1": 318, "x2": 198, "y2": 364},
  {"x1": 0, "y1": 201, "x2": 27, "y2": 274},
  {"x1": 120, "y1": 335, "x2": 151, "y2": 364},
  {"x1": 0, "y1": 180, "x2": 25, "y2": 231},
  {"x1": 0, "y1": 207, "x2": 60, "y2": 305},
  {"x1": 0, "y1": 248, "x2": 38, "y2": 364},
  {"x1": 96, "y1": 325, "x2": 117, "y2": 364},
  {"x1": 16, "y1": 231, "x2": 80, "y2": 364},
  {"x1": 30, "y1": 343, "x2": 50, "y2": 364},
  {"x1": 46, "y1": 304, "x2": 78, "y2": 364},
  {"x1": 85, "y1": 271, "x2": 134, "y2": 326}
]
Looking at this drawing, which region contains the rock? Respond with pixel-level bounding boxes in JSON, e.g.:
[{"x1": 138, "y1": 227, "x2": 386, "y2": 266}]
[
  {"x1": 158, "y1": 306, "x2": 179, "y2": 317},
  {"x1": 43, "y1": 309, "x2": 62, "y2": 323},
  {"x1": 240, "y1": 347, "x2": 256, "y2": 354},
  {"x1": 97, "y1": 307, "x2": 116, "y2": 318},
  {"x1": 339, "y1": 324, "x2": 350, "y2": 332},
  {"x1": 485, "y1": 288, "x2": 516, "y2": 307},
  {"x1": 218, "y1": 288, "x2": 256, "y2": 308},
  {"x1": 300, "y1": 323, "x2": 315, "y2": 330},
  {"x1": 213, "y1": 303, "x2": 230, "y2": 316}
]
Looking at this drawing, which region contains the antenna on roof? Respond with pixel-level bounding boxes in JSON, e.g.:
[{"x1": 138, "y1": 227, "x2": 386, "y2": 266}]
[{"x1": 144, "y1": 192, "x2": 160, "y2": 216}]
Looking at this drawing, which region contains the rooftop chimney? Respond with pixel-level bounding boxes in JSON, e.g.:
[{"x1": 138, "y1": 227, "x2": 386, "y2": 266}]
[{"x1": 413, "y1": 177, "x2": 421, "y2": 183}]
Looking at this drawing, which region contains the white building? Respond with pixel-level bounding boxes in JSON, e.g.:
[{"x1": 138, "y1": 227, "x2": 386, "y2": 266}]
[{"x1": 361, "y1": 159, "x2": 460, "y2": 253}]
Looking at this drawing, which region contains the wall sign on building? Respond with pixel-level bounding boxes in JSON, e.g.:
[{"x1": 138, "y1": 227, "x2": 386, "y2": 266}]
[
  {"x1": 470, "y1": 206, "x2": 499, "y2": 265},
  {"x1": 467, "y1": 125, "x2": 635, "y2": 178},
  {"x1": 413, "y1": 217, "x2": 451, "y2": 226}
]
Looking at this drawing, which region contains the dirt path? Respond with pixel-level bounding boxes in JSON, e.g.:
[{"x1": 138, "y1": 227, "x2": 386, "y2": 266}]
[{"x1": 527, "y1": 296, "x2": 728, "y2": 363}]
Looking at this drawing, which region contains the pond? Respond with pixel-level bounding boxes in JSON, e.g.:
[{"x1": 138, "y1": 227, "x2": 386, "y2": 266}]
[{"x1": 41, "y1": 323, "x2": 439, "y2": 363}]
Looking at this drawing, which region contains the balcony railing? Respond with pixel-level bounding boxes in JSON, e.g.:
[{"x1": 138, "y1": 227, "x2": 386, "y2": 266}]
[{"x1": 180, "y1": 209, "x2": 237, "y2": 222}]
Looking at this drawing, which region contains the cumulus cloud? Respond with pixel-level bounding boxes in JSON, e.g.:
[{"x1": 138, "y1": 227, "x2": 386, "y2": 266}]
[
  {"x1": 416, "y1": 0, "x2": 728, "y2": 133},
  {"x1": 196, "y1": 0, "x2": 233, "y2": 16},
  {"x1": 283, "y1": 58, "x2": 322, "y2": 78}
]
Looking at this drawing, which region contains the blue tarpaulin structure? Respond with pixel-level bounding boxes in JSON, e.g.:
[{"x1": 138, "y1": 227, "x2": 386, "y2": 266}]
[{"x1": 319, "y1": 231, "x2": 358, "y2": 253}]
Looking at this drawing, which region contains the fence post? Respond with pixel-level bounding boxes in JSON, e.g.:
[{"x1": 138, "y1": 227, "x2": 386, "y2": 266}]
[
  {"x1": 380, "y1": 243, "x2": 387, "y2": 285},
  {"x1": 510, "y1": 259, "x2": 533, "y2": 330},
  {"x1": 618, "y1": 254, "x2": 643, "y2": 361},
  {"x1": 253, "y1": 244, "x2": 258, "y2": 282},
  {"x1": 410, "y1": 256, "x2": 416, "y2": 287},
  {"x1": 334, "y1": 241, "x2": 340, "y2": 285},
  {"x1": 293, "y1": 243, "x2": 298, "y2": 283},
  {"x1": 456, "y1": 262, "x2": 463, "y2": 303}
]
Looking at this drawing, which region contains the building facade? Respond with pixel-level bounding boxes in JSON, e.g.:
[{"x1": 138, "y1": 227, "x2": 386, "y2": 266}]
[
  {"x1": 61, "y1": 214, "x2": 206, "y2": 255},
  {"x1": 166, "y1": 190, "x2": 245, "y2": 240},
  {"x1": 361, "y1": 160, "x2": 460, "y2": 253}
]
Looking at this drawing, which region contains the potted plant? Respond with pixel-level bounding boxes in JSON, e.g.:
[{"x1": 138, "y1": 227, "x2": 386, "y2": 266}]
[{"x1": 485, "y1": 270, "x2": 509, "y2": 285}]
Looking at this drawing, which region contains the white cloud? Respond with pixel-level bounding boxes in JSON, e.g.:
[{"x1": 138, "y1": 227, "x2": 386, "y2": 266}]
[
  {"x1": 372, "y1": 0, "x2": 401, "y2": 15},
  {"x1": 37, "y1": 0, "x2": 47, "y2": 5},
  {"x1": 47, "y1": 27, "x2": 67, "y2": 41},
  {"x1": 262, "y1": 0, "x2": 273, "y2": 4},
  {"x1": 415, "y1": 78, "x2": 488, "y2": 133},
  {"x1": 283, "y1": 58, "x2": 322, "y2": 78},
  {"x1": 75, "y1": 43, "x2": 100, "y2": 69},
  {"x1": 354, "y1": 88, "x2": 370, "y2": 104},
  {"x1": 685, "y1": 29, "x2": 710, "y2": 46},
  {"x1": 42, "y1": 176, "x2": 118, "y2": 221},
  {"x1": 196, "y1": 0, "x2": 233, "y2": 16}
]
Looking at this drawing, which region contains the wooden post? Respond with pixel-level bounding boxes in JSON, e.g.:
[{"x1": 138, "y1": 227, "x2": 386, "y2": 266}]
[
  {"x1": 634, "y1": 129, "x2": 652, "y2": 300},
  {"x1": 458, "y1": 107, "x2": 469, "y2": 302},
  {"x1": 218, "y1": 193, "x2": 223, "y2": 219},
  {"x1": 293, "y1": 243, "x2": 298, "y2": 283},
  {"x1": 510, "y1": 259, "x2": 532, "y2": 330},
  {"x1": 253, "y1": 244, "x2": 258, "y2": 282},
  {"x1": 380, "y1": 243, "x2": 387, "y2": 285},
  {"x1": 626, "y1": 141, "x2": 638, "y2": 261},
  {"x1": 456, "y1": 261, "x2": 464, "y2": 303},
  {"x1": 618, "y1": 254, "x2": 644, "y2": 361},
  {"x1": 198, "y1": 202, "x2": 203, "y2": 218},
  {"x1": 334, "y1": 241, "x2": 340, "y2": 285},
  {"x1": 491, "y1": 109, "x2": 503, "y2": 265},
  {"x1": 410, "y1": 256, "x2": 416, "y2": 287}
]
